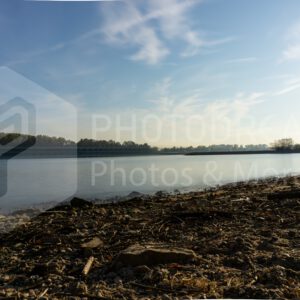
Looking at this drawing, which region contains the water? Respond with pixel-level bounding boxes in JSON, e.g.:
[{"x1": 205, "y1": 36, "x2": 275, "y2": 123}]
[{"x1": 1, "y1": 154, "x2": 300, "y2": 212}]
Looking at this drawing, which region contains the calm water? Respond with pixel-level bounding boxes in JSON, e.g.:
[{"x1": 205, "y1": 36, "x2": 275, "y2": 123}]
[{"x1": 1, "y1": 154, "x2": 300, "y2": 212}]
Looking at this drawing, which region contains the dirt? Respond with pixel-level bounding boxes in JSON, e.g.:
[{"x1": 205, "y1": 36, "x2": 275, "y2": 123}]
[{"x1": 0, "y1": 176, "x2": 299, "y2": 299}]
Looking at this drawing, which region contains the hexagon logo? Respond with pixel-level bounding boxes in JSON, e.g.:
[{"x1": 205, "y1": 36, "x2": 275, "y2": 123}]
[{"x1": 0, "y1": 67, "x2": 77, "y2": 213}]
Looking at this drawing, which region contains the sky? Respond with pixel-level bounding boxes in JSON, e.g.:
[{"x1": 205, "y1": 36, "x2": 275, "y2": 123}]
[{"x1": 1, "y1": 0, "x2": 300, "y2": 146}]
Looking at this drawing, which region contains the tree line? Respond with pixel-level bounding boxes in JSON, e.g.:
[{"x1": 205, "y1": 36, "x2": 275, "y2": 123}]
[
  {"x1": 2, "y1": 132, "x2": 299, "y2": 153},
  {"x1": 0, "y1": 132, "x2": 270, "y2": 153}
]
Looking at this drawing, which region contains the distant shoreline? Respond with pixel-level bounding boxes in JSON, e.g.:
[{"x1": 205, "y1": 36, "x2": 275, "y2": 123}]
[
  {"x1": 0, "y1": 149, "x2": 181, "y2": 159},
  {"x1": 185, "y1": 150, "x2": 300, "y2": 156}
]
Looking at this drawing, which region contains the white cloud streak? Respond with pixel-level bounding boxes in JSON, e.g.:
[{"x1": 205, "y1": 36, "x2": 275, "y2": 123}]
[
  {"x1": 150, "y1": 77, "x2": 265, "y2": 119},
  {"x1": 101, "y1": 0, "x2": 233, "y2": 64},
  {"x1": 11, "y1": 0, "x2": 232, "y2": 66},
  {"x1": 275, "y1": 80, "x2": 300, "y2": 96},
  {"x1": 225, "y1": 57, "x2": 257, "y2": 64},
  {"x1": 283, "y1": 44, "x2": 300, "y2": 61}
]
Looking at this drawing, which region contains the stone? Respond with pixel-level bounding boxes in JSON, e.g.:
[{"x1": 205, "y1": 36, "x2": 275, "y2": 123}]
[
  {"x1": 70, "y1": 197, "x2": 93, "y2": 208},
  {"x1": 81, "y1": 237, "x2": 103, "y2": 249},
  {"x1": 113, "y1": 244, "x2": 197, "y2": 267},
  {"x1": 127, "y1": 191, "x2": 143, "y2": 198}
]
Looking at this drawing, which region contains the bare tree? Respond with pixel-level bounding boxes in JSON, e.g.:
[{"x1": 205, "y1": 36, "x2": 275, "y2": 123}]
[{"x1": 271, "y1": 138, "x2": 294, "y2": 151}]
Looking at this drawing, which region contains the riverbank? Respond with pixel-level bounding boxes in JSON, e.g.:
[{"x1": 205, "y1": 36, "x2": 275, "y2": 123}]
[{"x1": 0, "y1": 176, "x2": 299, "y2": 299}]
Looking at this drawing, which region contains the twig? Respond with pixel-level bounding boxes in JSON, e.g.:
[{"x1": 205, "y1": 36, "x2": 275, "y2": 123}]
[
  {"x1": 37, "y1": 288, "x2": 48, "y2": 298},
  {"x1": 82, "y1": 256, "x2": 94, "y2": 276}
]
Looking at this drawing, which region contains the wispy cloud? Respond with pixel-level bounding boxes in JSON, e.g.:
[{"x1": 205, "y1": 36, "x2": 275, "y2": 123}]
[
  {"x1": 275, "y1": 78, "x2": 300, "y2": 95},
  {"x1": 9, "y1": 0, "x2": 233, "y2": 66},
  {"x1": 101, "y1": 0, "x2": 233, "y2": 64},
  {"x1": 46, "y1": 65, "x2": 99, "y2": 80},
  {"x1": 5, "y1": 42, "x2": 67, "y2": 67},
  {"x1": 149, "y1": 77, "x2": 174, "y2": 112},
  {"x1": 101, "y1": 0, "x2": 190, "y2": 64},
  {"x1": 282, "y1": 21, "x2": 300, "y2": 61},
  {"x1": 225, "y1": 57, "x2": 257, "y2": 64},
  {"x1": 107, "y1": 77, "x2": 267, "y2": 145},
  {"x1": 230, "y1": 92, "x2": 265, "y2": 119},
  {"x1": 283, "y1": 44, "x2": 300, "y2": 61},
  {"x1": 149, "y1": 77, "x2": 265, "y2": 118}
]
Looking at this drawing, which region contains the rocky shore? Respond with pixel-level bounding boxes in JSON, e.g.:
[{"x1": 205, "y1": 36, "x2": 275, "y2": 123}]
[{"x1": 0, "y1": 176, "x2": 299, "y2": 299}]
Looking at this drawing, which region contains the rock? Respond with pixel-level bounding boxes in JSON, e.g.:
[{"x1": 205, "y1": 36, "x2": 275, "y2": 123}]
[
  {"x1": 127, "y1": 191, "x2": 143, "y2": 199},
  {"x1": 113, "y1": 244, "x2": 197, "y2": 267},
  {"x1": 81, "y1": 237, "x2": 103, "y2": 249},
  {"x1": 70, "y1": 197, "x2": 93, "y2": 208}
]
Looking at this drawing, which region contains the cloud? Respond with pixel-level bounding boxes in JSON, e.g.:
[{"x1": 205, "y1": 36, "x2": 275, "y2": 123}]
[
  {"x1": 283, "y1": 44, "x2": 300, "y2": 61},
  {"x1": 100, "y1": 0, "x2": 233, "y2": 64},
  {"x1": 9, "y1": 0, "x2": 232, "y2": 66},
  {"x1": 149, "y1": 77, "x2": 174, "y2": 112},
  {"x1": 282, "y1": 22, "x2": 300, "y2": 61},
  {"x1": 286, "y1": 22, "x2": 300, "y2": 40},
  {"x1": 275, "y1": 78, "x2": 300, "y2": 95},
  {"x1": 46, "y1": 65, "x2": 99, "y2": 80},
  {"x1": 129, "y1": 27, "x2": 170, "y2": 64},
  {"x1": 148, "y1": 0, "x2": 209, "y2": 58},
  {"x1": 5, "y1": 41, "x2": 68, "y2": 67},
  {"x1": 149, "y1": 77, "x2": 265, "y2": 118},
  {"x1": 230, "y1": 92, "x2": 265, "y2": 119},
  {"x1": 100, "y1": 1, "x2": 169, "y2": 64},
  {"x1": 86, "y1": 75, "x2": 268, "y2": 146},
  {"x1": 225, "y1": 57, "x2": 257, "y2": 64}
]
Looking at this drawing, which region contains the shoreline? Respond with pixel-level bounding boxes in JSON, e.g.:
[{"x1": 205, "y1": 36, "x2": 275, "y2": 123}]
[
  {"x1": 2, "y1": 149, "x2": 300, "y2": 159},
  {"x1": 0, "y1": 175, "x2": 299, "y2": 298},
  {"x1": 1, "y1": 173, "x2": 296, "y2": 216}
]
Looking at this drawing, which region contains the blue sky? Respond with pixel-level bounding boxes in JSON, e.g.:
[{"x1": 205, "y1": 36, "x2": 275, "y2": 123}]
[{"x1": 1, "y1": 0, "x2": 300, "y2": 146}]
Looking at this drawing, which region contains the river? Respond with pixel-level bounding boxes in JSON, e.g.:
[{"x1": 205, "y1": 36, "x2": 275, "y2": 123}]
[{"x1": 0, "y1": 154, "x2": 299, "y2": 212}]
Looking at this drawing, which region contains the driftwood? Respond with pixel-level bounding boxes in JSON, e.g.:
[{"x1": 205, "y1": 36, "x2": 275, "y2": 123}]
[
  {"x1": 82, "y1": 256, "x2": 94, "y2": 276},
  {"x1": 37, "y1": 288, "x2": 49, "y2": 298}
]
